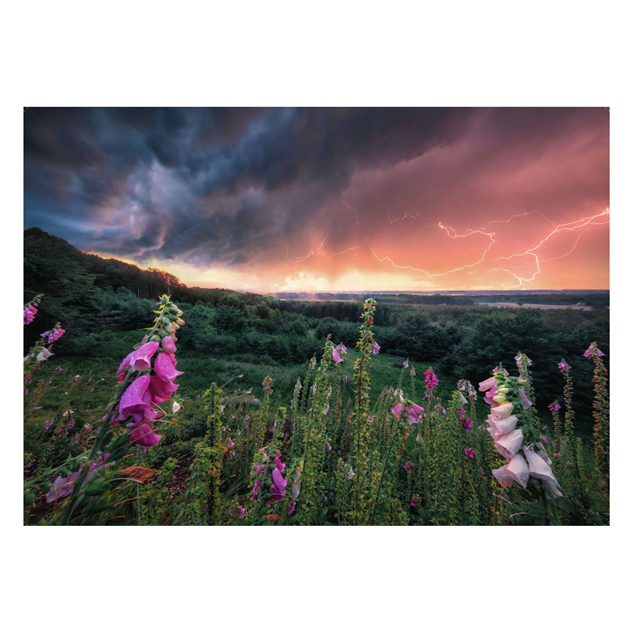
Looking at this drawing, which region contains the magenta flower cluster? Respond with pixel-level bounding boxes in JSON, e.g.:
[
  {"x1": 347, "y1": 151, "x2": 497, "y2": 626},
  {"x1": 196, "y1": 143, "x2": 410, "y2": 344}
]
[
  {"x1": 24, "y1": 304, "x2": 38, "y2": 325},
  {"x1": 115, "y1": 338, "x2": 183, "y2": 447}
]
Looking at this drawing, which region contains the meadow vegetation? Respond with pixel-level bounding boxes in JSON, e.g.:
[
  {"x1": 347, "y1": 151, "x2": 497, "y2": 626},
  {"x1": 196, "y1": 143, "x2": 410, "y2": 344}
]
[{"x1": 23, "y1": 228, "x2": 609, "y2": 525}]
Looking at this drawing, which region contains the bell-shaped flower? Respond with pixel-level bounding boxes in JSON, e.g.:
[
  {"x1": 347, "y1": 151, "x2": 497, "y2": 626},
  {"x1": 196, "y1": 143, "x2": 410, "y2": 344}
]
[
  {"x1": 129, "y1": 423, "x2": 162, "y2": 447},
  {"x1": 524, "y1": 447, "x2": 563, "y2": 498},
  {"x1": 373, "y1": 342, "x2": 380, "y2": 355},
  {"x1": 392, "y1": 402, "x2": 424, "y2": 425},
  {"x1": 495, "y1": 428, "x2": 524, "y2": 459},
  {"x1": 519, "y1": 388, "x2": 532, "y2": 410},
  {"x1": 507, "y1": 453, "x2": 529, "y2": 487},
  {"x1": 46, "y1": 471, "x2": 81, "y2": 502},
  {"x1": 154, "y1": 351, "x2": 183, "y2": 383},
  {"x1": 150, "y1": 375, "x2": 178, "y2": 402},
  {"x1": 117, "y1": 341, "x2": 159, "y2": 380},
  {"x1": 489, "y1": 402, "x2": 514, "y2": 420},
  {"x1": 488, "y1": 414, "x2": 519, "y2": 437},
  {"x1": 492, "y1": 454, "x2": 529, "y2": 489},
  {"x1": 274, "y1": 450, "x2": 286, "y2": 474},
  {"x1": 118, "y1": 375, "x2": 155, "y2": 423},
  {"x1": 332, "y1": 348, "x2": 343, "y2": 364},
  {"x1": 270, "y1": 467, "x2": 287, "y2": 500},
  {"x1": 479, "y1": 376, "x2": 497, "y2": 392},
  {"x1": 161, "y1": 336, "x2": 177, "y2": 354},
  {"x1": 36, "y1": 347, "x2": 54, "y2": 362}
]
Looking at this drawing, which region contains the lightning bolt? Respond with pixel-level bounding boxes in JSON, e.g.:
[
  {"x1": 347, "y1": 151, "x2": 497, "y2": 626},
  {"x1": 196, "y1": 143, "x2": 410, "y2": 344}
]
[{"x1": 286, "y1": 229, "x2": 331, "y2": 263}]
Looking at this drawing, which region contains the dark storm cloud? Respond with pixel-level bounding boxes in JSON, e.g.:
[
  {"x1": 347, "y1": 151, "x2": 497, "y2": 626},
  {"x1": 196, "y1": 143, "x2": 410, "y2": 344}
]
[{"x1": 23, "y1": 107, "x2": 608, "y2": 273}]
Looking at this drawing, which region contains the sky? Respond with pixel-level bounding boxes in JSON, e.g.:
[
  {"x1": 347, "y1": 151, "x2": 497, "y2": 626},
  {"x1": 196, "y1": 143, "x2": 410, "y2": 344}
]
[{"x1": 24, "y1": 107, "x2": 610, "y2": 293}]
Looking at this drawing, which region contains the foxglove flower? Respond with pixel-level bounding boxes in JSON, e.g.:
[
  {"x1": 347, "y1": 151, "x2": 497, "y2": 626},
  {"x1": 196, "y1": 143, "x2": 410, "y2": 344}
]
[
  {"x1": 373, "y1": 342, "x2": 380, "y2": 355},
  {"x1": 492, "y1": 453, "x2": 529, "y2": 489},
  {"x1": 495, "y1": 428, "x2": 524, "y2": 460},
  {"x1": 392, "y1": 402, "x2": 424, "y2": 425},
  {"x1": 523, "y1": 447, "x2": 563, "y2": 498},
  {"x1": 464, "y1": 448, "x2": 475, "y2": 459},
  {"x1": 270, "y1": 467, "x2": 288, "y2": 500},
  {"x1": 332, "y1": 348, "x2": 343, "y2": 364}
]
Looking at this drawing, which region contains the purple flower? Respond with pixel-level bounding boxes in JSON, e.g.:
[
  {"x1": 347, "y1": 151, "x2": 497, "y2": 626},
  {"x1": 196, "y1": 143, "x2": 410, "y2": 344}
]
[
  {"x1": 584, "y1": 345, "x2": 605, "y2": 358},
  {"x1": 548, "y1": 402, "x2": 561, "y2": 412},
  {"x1": 332, "y1": 348, "x2": 343, "y2": 364},
  {"x1": 288, "y1": 499, "x2": 296, "y2": 514},
  {"x1": 252, "y1": 480, "x2": 262, "y2": 501},
  {"x1": 464, "y1": 448, "x2": 475, "y2": 459},
  {"x1": 519, "y1": 388, "x2": 532, "y2": 410},
  {"x1": 392, "y1": 402, "x2": 424, "y2": 425},
  {"x1": 44, "y1": 420, "x2": 53, "y2": 430},
  {"x1": 540, "y1": 435, "x2": 549, "y2": 443},
  {"x1": 553, "y1": 453, "x2": 561, "y2": 457},
  {"x1": 462, "y1": 418, "x2": 473, "y2": 431},
  {"x1": 228, "y1": 438, "x2": 235, "y2": 448},
  {"x1": 373, "y1": 342, "x2": 380, "y2": 355},
  {"x1": 424, "y1": 368, "x2": 439, "y2": 391},
  {"x1": 558, "y1": 361, "x2": 571, "y2": 372},
  {"x1": 270, "y1": 467, "x2": 288, "y2": 500},
  {"x1": 411, "y1": 497, "x2": 417, "y2": 507}
]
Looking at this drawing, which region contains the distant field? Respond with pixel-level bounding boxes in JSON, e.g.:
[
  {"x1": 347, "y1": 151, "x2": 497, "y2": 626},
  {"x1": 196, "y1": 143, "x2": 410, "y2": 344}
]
[{"x1": 476, "y1": 302, "x2": 593, "y2": 310}]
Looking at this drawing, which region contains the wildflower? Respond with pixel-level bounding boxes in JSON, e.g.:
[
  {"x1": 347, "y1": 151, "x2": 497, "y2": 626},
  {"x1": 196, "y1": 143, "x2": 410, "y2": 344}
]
[
  {"x1": 461, "y1": 418, "x2": 473, "y2": 431},
  {"x1": 270, "y1": 467, "x2": 288, "y2": 500},
  {"x1": 343, "y1": 375, "x2": 348, "y2": 382},
  {"x1": 523, "y1": 447, "x2": 563, "y2": 498},
  {"x1": 129, "y1": 423, "x2": 162, "y2": 447},
  {"x1": 373, "y1": 342, "x2": 380, "y2": 355},
  {"x1": 515, "y1": 353, "x2": 532, "y2": 368},
  {"x1": 495, "y1": 428, "x2": 524, "y2": 460},
  {"x1": 519, "y1": 388, "x2": 532, "y2": 410},
  {"x1": 567, "y1": 461, "x2": 573, "y2": 467},
  {"x1": 83, "y1": 424, "x2": 92, "y2": 432},
  {"x1": 492, "y1": 453, "x2": 529, "y2": 489},
  {"x1": 74, "y1": 375, "x2": 80, "y2": 382},
  {"x1": 44, "y1": 421, "x2": 53, "y2": 430},
  {"x1": 583, "y1": 344, "x2": 605, "y2": 358},
  {"x1": 464, "y1": 448, "x2": 475, "y2": 459},
  {"x1": 332, "y1": 348, "x2": 343, "y2": 364},
  {"x1": 558, "y1": 361, "x2": 571, "y2": 372},
  {"x1": 252, "y1": 480, "x2": 262, "y2": 501},
  {"x1": 540, "y1": 435, "x2": 549, "y2": 444},
  {"x1": 288, "y1": 500, "x2": 297, "y2": 514},
  {"x1": 337, "y1": 344, "x2": 347, "y2": 355},
  {"x1": 411, "y1": 497, "x2": 418, "y2": 507},
  {"x1": 404, "y1": 461, "x2": 416, "y2": 471},
  {"x1": 237, "y1": 506, "x2": 246, "y2": 518},
  {"x1": 424, "y1": 368, "x2": 439, "y2": 391},
  {"x1": 24, "y1": 304, "x2": 38, "y2": 325},
  {"x1": 36, "y1": 348, "x2": 53, "y2": 363},
  {"x1": 392, "y1": 402, "x2": 424, "y2": 425},
  {"x1": 553, "y1": 453, "x2": 561, "y2": 457},
  {"x1": 548, "y1": 402, "x2": 561, "y2": 412},
  {"x1": 228, "y1": 438, "x2": 235, "y2": 448},
  {"x1": 117, "y1": 341, "x2": 159, "y2": 380},
  {"x1": 410, "y1": 367, "x2": 416, "y2": 377},
  {"x1": 327, "y1": 443, "x2": 332, "y2": 451}
]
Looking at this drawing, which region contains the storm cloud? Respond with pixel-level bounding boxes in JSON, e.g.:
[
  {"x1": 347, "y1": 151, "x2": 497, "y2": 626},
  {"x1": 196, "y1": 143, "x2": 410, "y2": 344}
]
[{"x1": 24, "y1": 107, "x2": 609, "y2": 291}]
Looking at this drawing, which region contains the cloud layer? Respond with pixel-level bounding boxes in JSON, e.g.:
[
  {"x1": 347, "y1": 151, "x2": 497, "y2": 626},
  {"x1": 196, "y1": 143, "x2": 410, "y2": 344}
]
[{"x1": 24, "y1": 107, "x2": 609, "y2": 291}]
